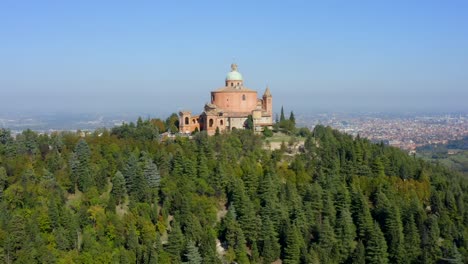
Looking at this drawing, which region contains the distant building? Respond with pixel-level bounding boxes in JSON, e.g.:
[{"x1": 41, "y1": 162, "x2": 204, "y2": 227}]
[{"x1": 179, "y1": 64, "x2": 273, "y2": 135}]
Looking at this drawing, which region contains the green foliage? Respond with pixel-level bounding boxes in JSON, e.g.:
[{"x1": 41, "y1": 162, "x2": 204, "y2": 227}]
[
  {"x1": 245, "y1": 115, "x2": 254, "y2": 130},
  {"x1": 262, "y1": 126, "x2": 273, "y2": 137},
  {"x1": 184, "y1": 240, "x2": 202, "y2": 264},
  {"x1": 0, "y1": 121, "x2": 466, "y2": 263},
  {"x1": 289, "y1": 111, "x2": 295, "y2": 125},
  {"x1": 111, "y1": 171, "x2": 126, "y2": 204},
  {"x1": 366, "y1": 221, "x2": 389, "y2": 264},
  {"x1": 280, "y1": 106, "x2": 285, "y2": 122}
]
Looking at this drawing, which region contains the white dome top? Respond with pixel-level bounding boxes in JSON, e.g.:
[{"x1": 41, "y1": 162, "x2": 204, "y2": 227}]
[{"x1": 226, "y1": 63, "x2": 243, "y2": 81}]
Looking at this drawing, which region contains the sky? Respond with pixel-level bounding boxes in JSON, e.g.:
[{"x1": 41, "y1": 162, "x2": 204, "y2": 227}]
[{"x1": 1, "y1": 1, "x2": 467, "y2": 116}]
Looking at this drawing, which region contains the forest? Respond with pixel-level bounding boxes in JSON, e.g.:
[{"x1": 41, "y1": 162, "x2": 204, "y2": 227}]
[{"x1": 0, "y1": 116, "x2": 467, "y2": 264}]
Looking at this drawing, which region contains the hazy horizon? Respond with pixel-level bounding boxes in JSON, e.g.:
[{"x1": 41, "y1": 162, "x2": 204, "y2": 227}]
[{"x1": 1, "y1": 1, "x2": 467, "y2": 114}]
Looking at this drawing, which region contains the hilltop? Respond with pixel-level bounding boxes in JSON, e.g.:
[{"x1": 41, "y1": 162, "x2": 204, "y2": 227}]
[{"x1": 0, "y1": 119, "x2": 466, "y2": 263}]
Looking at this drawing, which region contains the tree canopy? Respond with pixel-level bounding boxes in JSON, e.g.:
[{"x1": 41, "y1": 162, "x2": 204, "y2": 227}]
[{"x1": 0, "y1": 121, "x2": 466, "y2": 263}]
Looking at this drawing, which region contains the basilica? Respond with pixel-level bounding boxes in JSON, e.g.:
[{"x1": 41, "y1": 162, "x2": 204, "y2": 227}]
[{"x1": 179, "y1": 64, "x2": 273, "y2": 135}]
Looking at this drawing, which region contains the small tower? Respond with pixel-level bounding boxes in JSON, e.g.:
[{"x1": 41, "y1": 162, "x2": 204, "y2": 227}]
[
  {"x1": 179, "y1": 111, "x2": 192, "y2": 134},
  {"x1": 262, "y1": 86, "x2": 272, "y2": 115}
]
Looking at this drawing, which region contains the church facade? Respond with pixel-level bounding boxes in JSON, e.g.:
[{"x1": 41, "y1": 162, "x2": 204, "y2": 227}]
[{"x1": 179, "y1": 64, "x2": 273, "y2": 135}]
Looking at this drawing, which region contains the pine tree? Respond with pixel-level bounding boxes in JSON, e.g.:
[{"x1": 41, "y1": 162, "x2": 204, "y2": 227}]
[
  {"x1": 422, "y1": 215, "x2": 442, "y2": 263},
  {"x1": 144, "y1": 158, "x2": 160, "y2": 189},
  {"x1": 68, "y1": 152, "x2": 80, "y2": 190},
  {"x1": 318, "y1": 217, "x2": 336, "y2": 254},
  {"x1": 352, "y1": 240, "x2": 366, "y2": 264},
  {"x1": 385, "y1": 205, "x2": 406, "y2": 263},
  {"x1": 0, "y1": 166, "x2": 7, "y2": 200},
  {"x1": 335, "y1": 208, "x2": 357, "y2": 262},
  {"x1": 404, "y1": 214, "x2": 421, "y2": 263},
  {"x1": 74, "y1": 139, "x2": 93, "y2": 192},
  {"x1": 351, "y1": 189, "x2": 373, "y2": 241},
  {"x1": 234, "y1": 229, "x2": 249, "y2": 264},
  {"x1": 184, "y1": 240, "x2": 202, "y2": 264},
  {"x1": 123, "y1": 152, "x2": 138, "y2": 191},
  {"x1": 259, "y1": 215, "x2": 280, "y2": 263},
  {"x1": 445, "y1": 243, "x2": 463, "y2": 264},
  {"x1": 167, "y1": 221, "x2": 185, "y2": 263},
  {"x1": 366, "y1": 222, "x2": 388, "y2": 264},
  {"x1": 283, "y1": 224, "x2": 301, "y2": 264},
  {"x1": 111, "y1": 171, "x2": 126, "y2": 204},
  {"x1": 142, "y1": 156, "x2": 160, "y2": 202}
]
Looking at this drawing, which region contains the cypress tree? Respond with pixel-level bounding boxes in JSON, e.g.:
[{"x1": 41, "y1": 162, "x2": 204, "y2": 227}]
[
  {"x1": 289, "y1": 111, "x2": 295, "y2": 125},
  {"x1": 280, "y1": 106, "x2": 285, "y2": 122}
]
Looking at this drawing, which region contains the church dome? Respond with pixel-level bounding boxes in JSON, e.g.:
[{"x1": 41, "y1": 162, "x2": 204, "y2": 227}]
[{"x1": 226, "y1": 63, "x2": 243, "y2": 81}]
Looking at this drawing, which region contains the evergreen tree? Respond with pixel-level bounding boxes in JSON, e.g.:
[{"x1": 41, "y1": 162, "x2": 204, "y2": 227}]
[
  {"x1": 422, "y1": 215, "x2": 442, "y2": 263},
  {"x1": 283, "y1": 224, "x2": 301, "y2": 264},
  {"x1": 318, "y1": 217, "x2": 336, "y2": 255},
  {"x1": 351, "y1": 189, "x2": 373, "y2": 241},
  {"x1": 352, "y1": 240, "x2": 366, "y2": 264},
  {"x1": 124, "y1": 153, "x2": 138, "y2": 194},
  {"x1": 184, "y1": 240, "x2": 202, "y2": 264},
  {"x1": 111, "y1": 171, "x2": 126, "y2": 204},
  {"x1": 445, "y1": 243, "x2": 463, "y2": 264},
  {"x1": 143, "y1": 157, "x2": 161, "y2": 198},
  {"x1": 366, "y1": 222, "x2": 389, "y2": 264},
  {"x1": 74, "y1": 139, "x2": 93, "y2": 192},
  {"x1": 385, "y1": 205, "x2": 406, "y2": 264},
  {"x1": 335, "y1": 207, "x2": 356, "y2": 262},
  {"x1": 289, "y1": 111, "x2": 295, "y2": 125},
  {"x1": 403, "y1": 214, "x2": 421, "y2": 263},
  {"x1": 259, "y1": 215, "x2": 280, "y2": 263},
  {"x1": 280, "y1": 106, "x2": 285, "y2": 122},
  {"x1": 0, "y1": 166, "x2": 7, "y2": 199},
  {"x1": 167, "y1": 221, "x2": 185, "y2": 263}
]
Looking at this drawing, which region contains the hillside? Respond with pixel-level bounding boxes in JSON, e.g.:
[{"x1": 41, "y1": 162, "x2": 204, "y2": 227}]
[
  {"x1": 417, "y1": 136, "x2": 468, "y2": 174},
  {"x1": 0, "y1": 121, "x2": 467, "y2": 263}
]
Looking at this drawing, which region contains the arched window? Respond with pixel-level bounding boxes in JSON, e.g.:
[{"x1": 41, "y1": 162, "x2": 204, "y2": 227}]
[
  {"x1": 185, "y1": 117, "x2": 189, "y2": 125},
  {"x1": 209, "y1": 119, "x2": 214, "y2": 127},
  {"x1": 192, "y1": 119, "x2": 196, "y2": 124},
  {"x1": 231, "y1": 83, "x2": 233, "y2": 87},
  {"x1": 220, "y1": 120, "x2": 224, "y2": 126},
  {"x1": 242, "y1": 94, "x2": 246, "y2": 101}
]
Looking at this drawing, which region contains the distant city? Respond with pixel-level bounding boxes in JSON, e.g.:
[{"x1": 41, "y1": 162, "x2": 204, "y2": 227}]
[
  {"x1": 1, "y1": 111, "x2": 467, "y2": 152},
  {"x1": 297, "y1": 112, "x2": 468, "y2": 151}
]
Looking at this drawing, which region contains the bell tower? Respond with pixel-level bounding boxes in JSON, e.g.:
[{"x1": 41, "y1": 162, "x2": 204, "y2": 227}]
[{"x1": 262, "y1": 86, "x2": 272, "y2": 116}]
